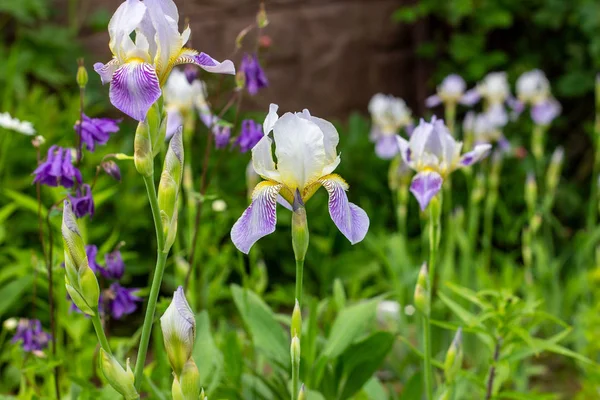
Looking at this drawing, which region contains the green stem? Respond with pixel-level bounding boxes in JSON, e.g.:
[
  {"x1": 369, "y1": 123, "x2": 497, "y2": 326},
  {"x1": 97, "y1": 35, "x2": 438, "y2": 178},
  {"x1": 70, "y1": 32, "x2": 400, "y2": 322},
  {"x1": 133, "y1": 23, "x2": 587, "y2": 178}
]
[
  {"x1": 91, "y1": 314, "x2": 111, "y2": 355},
  {"x1": 295, "y1": 259, "x2": 304, "y2": 308},
  {"x1": 134, "y1": 175, "x2": 167, "y2": 389},
  {"x1": 422, "y1": 314, "x2": 434, "y2": 400},
  {"x1": 292, "y1": 359, "x2": 299, "y2": 400}
]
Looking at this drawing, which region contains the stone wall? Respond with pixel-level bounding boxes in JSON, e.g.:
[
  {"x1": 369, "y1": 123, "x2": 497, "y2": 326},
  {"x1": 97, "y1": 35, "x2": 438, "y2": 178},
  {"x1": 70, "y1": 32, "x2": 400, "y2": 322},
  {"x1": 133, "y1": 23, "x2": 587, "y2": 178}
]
[{"x1": 82, "y1": 0, "x2": 427, "y2": 118}]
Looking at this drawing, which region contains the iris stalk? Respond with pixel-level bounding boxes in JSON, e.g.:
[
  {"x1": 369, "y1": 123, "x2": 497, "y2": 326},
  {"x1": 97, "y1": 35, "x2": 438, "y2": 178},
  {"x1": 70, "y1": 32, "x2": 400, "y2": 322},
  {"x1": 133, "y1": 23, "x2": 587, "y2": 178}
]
[{"x1": 92, "y1": 314, "x2": 112, "y2": 355}]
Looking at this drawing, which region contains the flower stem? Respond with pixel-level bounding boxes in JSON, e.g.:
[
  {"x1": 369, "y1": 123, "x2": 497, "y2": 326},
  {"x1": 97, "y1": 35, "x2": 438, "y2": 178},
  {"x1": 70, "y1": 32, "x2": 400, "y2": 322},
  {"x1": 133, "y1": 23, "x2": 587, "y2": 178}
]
[
  {"x1": 292, "y1": 361, "x2": 299, "y2": 400},
  {"x1": 134, "y1": 175, "x2": 167, "y2": 389},
  {"x1": 422, "y1": 314, "x2": 434, "y2": 400},
  {"x1": 91, "y1": 314, "x2": 111, "y2": 355},
  {"x1": 485, "y1": 338, "x2": 502, "y2": 400},
  {"x1": 295, "y1": 259, "x2": 304, "y2": 305}
]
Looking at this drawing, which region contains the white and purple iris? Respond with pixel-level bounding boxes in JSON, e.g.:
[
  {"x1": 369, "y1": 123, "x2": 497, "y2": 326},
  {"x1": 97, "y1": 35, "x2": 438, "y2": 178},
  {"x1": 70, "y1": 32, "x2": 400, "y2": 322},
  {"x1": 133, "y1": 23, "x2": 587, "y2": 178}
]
[
  {"x1": 425, "y1": 74, "x2": 472, "y2": 107},
  {"x1": 94, "y1": 0, "x2": 235, "y2": 121},
  {"x1": 231, "y1": 104, "x2": 370, "y2": 253},
  {"x1": 462, "y1": 72, "x2": 515, "y2": 126},
  {"x1": 397, "y1": 117, "x2": 491, "y2": 210},
  {"x1": 515, "y1": 69, "x2": 561, "y2": 126},
  {"x1": 368, "y1": 93, "x2": 413, "y2": 159}
]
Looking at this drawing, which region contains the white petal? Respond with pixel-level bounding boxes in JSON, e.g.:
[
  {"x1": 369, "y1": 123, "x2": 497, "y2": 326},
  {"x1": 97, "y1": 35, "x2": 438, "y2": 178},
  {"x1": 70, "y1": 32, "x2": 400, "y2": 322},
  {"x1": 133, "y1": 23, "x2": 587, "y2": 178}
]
[
  {"x1": 108, "y1": 0, "x2": 146, "y2": 61},
  {"x1": 251, "y1": 136, "x2": 280, "y2": 182},
  {"x1": 263, "y1": 103, "x2": 279, "y2": 135}
]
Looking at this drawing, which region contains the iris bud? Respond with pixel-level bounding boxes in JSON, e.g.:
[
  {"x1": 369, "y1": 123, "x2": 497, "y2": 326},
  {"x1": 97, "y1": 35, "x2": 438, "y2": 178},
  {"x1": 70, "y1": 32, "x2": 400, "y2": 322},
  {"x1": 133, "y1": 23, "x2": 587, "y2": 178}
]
[
  {"x1": 525, "y1": 173, "x2": 537, "y2": 216},
  {"x1": 291, "y1": 335, "x2": 301, "y2": 366},
  {"x1": 158, "y1": 128, "x2": 184, "y2": 252},
  {"x1": 297, "y1": 384, "x2": 306, "y2": 400},
  {"x1": 444, "y1": 327, "x2": 463, "y2": 382},
  {"x1": 160, "y1": 286, "x2": 195, "y2": 377},
  {"x1": 291, "y1": 299, "x2": 302, "y2": 338},
  {"x1": 76, "y1": 59, "x2": 88, "y2": 89},
  {"x1": 546, "y1": 147, "x2": 564, "y2": 193},
  {"x1": 179, "y1": 359, "x2": 201, "y2": 400},
  {"x1": 134, "y1": 121, "x2": 153, "y2": 177},
  {"x1": 62, "y1": 201, "x2": 99, "y2": 315},
  {"x1": 291, "y1": 189, "x2": 309, "y2": 263},
  {"x1": 414, "y1": 262, "x2": 430, "y2": 317},
  {"x1": 99, "y1": 349, "x2": 138, "y2": 400}
]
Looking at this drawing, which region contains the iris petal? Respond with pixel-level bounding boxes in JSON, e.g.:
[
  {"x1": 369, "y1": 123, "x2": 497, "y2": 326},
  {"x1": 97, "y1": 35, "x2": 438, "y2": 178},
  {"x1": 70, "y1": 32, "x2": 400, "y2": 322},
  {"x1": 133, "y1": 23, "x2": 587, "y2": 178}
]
[
  {"x1": 410, "y1": 171, "x2": 443, "y2": 211},
  {"x1": 109, "y1": 61, "x2": 161, "y2": 121}
]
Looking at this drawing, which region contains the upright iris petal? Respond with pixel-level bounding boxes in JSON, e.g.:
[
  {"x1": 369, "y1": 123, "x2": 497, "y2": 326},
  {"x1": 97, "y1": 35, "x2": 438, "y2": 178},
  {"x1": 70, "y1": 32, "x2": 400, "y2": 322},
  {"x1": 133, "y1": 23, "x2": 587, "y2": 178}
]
[
  {"x1": 95, "y1": 0, "x2": 235, "y2": 121},
  {"x1": 33, "y1": 146, "x2": 82, "y2": 188},
  {"x1": 164, "y1": 68, "x2": 211, "y2": 138},
  {"x1": 231, "y1": 104, "x2": 369, "y2": 253},
  {"x1": 240, "y1": 53, "x2": 268, "y2": 96},
  {"x1": 75, "y1": 114, "x2": 121, "y2": 152},
  {"x1": 425, "y1": 74, "x2": 468, "y2": 107}
]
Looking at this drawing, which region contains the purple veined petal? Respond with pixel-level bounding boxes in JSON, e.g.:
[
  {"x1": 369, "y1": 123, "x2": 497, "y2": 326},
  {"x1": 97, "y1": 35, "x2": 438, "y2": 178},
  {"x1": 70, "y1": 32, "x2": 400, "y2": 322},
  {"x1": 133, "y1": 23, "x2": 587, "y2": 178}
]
[
  {"x1": 410, "y1": 170, "x2": 443, "y2": 211},
  {"x1": 175, "y1": 50, "x2": 235, "y2": 75},
  {"x1": 109, "y1": 61, "x2": 161, "y2": 121},
  {"x1": 459, "y1": 89, "x2": 481, "y2": 106},
  {"x1": 230, "y1": 181, "x2": 282, "y2": 254},
  {"x1": 319, "y1": 174, "x2": 369, "y2": 244},
  {"x1": 425, "y1": 94, "x2": 442, "y2": 108},
  {"x1": 459, "y1": 143, "x2": 492, "y2": 167},
  {"x1": 375, "y1": 135, "x2": 400, "y2": 160},
  {"x1": 94, "y1": 59, "x2": 120, "y2": 85}
]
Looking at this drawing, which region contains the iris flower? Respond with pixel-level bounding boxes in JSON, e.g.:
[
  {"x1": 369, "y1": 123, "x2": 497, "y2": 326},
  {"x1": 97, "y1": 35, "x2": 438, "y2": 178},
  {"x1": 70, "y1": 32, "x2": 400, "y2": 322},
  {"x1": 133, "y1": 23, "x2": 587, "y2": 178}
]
[
  {"x1": 368, "y1": 93, "x2": 413, "y2": 159},
  {"x1": 515, "y1": 69, "x2": 561, "y2": 126},
  {"x1": 231, "y1": 104, "x2": 370, "y2": 253},
  {"x1": 397, "y1": 117, "x2": 491, "y2": 210},
  {"x1": 425, "y1": 74, "x2": 471, "y2": 107},
  {"x1": 94, "y1": 0, "x2": 235, "y2": 121}
]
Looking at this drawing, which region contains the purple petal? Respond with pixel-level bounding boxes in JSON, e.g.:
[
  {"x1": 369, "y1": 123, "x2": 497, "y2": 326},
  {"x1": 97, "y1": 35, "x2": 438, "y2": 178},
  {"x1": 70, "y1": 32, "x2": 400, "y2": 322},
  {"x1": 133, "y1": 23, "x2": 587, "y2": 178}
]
[
  {"x1": 410, "y1": 171, "x2": 443, "y2": 211},
  {"x1": 459, "y1": 143, "x2": 491, "y2": 166},
  {"x1": 166, "y1": 108, "x2": 183, "y2": 140},
  {"x1": 320, "y1": 175, "x2": 369, "y2": 244},
  {"x1": 94, "y1": 59, "x2": 120, "y2": 85},
  {"x1": 531, "y1": 99, "x2": 561, "y2": 126},
  {"x1": 176, "y1": 51, "x2": 235, "y2": 75},
  {"x1": 459, "y1": 89, "x2": 481, "y2": 106},
  {"x1": 425, "y1": 95, "x2": 442, "y2": 108},
  {"x1": 230, "y1": 181, "x2": 282, "y2": 254},
  {"x1": 109, "y1": 62, "x2": 161, "y2": 121},
  {"x1": 375, "y1": 135, "x2": 400, "y2": 159}
]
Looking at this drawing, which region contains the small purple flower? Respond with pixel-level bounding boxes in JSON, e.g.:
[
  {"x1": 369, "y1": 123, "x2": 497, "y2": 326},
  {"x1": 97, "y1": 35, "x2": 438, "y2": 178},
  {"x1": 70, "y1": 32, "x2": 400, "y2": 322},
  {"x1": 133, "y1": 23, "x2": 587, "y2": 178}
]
[
  {"x1": 214, "y1": 125, "x2": 231, "y2": 149},
  {"x1": 240, "y1": 53, "x2": 268, "y2": 96},
  {"x1": 184, "y1": 64, "x2": 199, "y2": 84},
  {"x1": 11, "y1": 319, "x2": 51, "y2": 352},
  {"x1": 109, "y1": 283, "x2": 141, "y2": 320},
  {"x1": 68, "y1": 184, "x2": 95, "y2": 219},
  {"x1": 102, "y1": 249, "x2": 125, "y2": 280},
  {"x1": 32, "y1": 146, "x2": 82, "y2": 188},
  {"x1": 102, "y1": 160, "x2": 121, "y2": 182},
  {"x1": 235, "y1": 119, "x2": 263, "y2": 153},
  {"x1": 85, "y1": 244, "x2": 103, "y2": 274},
  {"x1": 75, "y1": 115, "x2": 120, "y2": 152}
]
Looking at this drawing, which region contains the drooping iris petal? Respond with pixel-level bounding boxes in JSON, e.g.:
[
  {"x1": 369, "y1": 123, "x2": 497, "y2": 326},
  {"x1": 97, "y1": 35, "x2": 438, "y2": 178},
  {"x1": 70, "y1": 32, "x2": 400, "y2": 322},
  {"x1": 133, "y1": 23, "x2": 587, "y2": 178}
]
[
  {"x1": 460, "y1": 143, "x2": 492, "y2": 166},
  {"x1": 273, "y1": 113, "x2": 327, "y2": 190},
  {"x1": 174, "y1": 50, "x2": 236, "y2": 75},
  {"x1": 410, "y1": 170, "x2": 443, "y2": 211},
  {"x1": 531, "y1": 98, "x2": 561, "y2": 126},
  {"x1": 425, "y1": 94, "x2": 442, "y2": 108},
  {"x1": 230, "y1": 181, "x2": 282, "y2": 254},
  {"x1": 109, "y1": 61, "x2": 161, "y2": 121},
  {"x1": 319, "y1": 174, "x2": 369, "y2": 244},
  {"x1": 94, "y1": 59, "x2": 120, "y2": 84},
  {"x1": 375, "y1": 135, "x2": 400, "y2": 159},
  {"x1": 459, "y1": 89, "x2": 481, "y2": 106}
]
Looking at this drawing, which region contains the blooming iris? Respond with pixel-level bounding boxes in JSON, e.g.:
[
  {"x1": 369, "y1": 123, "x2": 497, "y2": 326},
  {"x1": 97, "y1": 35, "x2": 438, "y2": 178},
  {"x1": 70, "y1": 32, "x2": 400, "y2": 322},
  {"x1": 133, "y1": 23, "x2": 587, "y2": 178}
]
[
  {"x1": 516, "y1": 69, "x2": 561, "y2": 126},
  {"x1": 108, "y1": 283, "x2": 141, "y2": 320},
  {"x1": 11, "y1": 319, "x2": 51, "y2": 353},
  {"x1": 102, "y1": 249, "x2": 125, "y2": 280},
  {"x1": 75, "y1": 115, "x2": 121, "y2": 152},
  {"x1": 234, "y1": 119, "x2": 263, "y2": 153},
  {"x1": 231, "y1": 104, "x2": 370, "y2": 253},
  {"x1": 33, "y1": 146, "x2": 82, "y2": 188},
  {"x1": 463, "y1": 111, "x2": 508, "y2": 149},
  {"x1": 425, "y1": 74, "x2": 470, "y2": 107},
  {"x1": 68, "y1": 184, "x2": 95, "y2": 218},
  {"x1": 368, "y1": 94, "x2": 413, "y2": 159},
  {"x1": 240, "y1": 53, "x2": 268, "y2": 95},
  {"x1": 397, "y1": 117, "x2": 491, "y2": 210},
  {"x1": 94, "y1": 0, "x2": 235, "y2": 121}
]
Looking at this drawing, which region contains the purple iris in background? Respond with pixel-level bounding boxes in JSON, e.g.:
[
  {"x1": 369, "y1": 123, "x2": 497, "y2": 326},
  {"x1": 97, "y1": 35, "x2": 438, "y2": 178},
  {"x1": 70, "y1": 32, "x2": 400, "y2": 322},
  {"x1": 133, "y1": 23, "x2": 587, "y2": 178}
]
[
  {"x1": 68, "y1": 184, "x2": 95, "y2": 218},
  {"x1": 85, "y1": 244, "x2": 103, "y2": 274},
  {"x1": 109, "y1": 283, "x2": 141, "y2": 320},
  {"x1": 102, "y1": 249, "x2": 125, "y2": 280},
  {"x1": 240, "y1": 53, "x2": 268, "y2": 96},
  {"x1": 32, "y1": 146, "x2": 82, "y2": 188},
  {"x1": 214, "y1": 125, "x2": 231, "y2": 149},
  {"x1": 75, "y1": 115, "x2": 120, "y2": 152},
  {"x1": 235, "y1": 119, "x2": 263, "y2": 153},
  {"x1": 11, "y1": 319, "x2": 51, "y2": 353},
  {"x1": 531, "y1": 98, "x2": 561, "y2": 126},
  {"x1": 101, "y1": 160, "x2": 121, "y2": 182}
]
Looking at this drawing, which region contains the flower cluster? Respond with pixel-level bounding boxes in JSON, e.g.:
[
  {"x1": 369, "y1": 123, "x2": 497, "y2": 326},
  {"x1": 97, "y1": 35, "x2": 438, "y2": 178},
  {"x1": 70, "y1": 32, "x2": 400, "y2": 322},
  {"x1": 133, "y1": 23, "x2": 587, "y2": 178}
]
[
  {"x1": 515, "y1": 69, "x2": 561, "y2": 126},
  {"x1": 11, "y1": 319, "x2": 52, "y2": 354}
]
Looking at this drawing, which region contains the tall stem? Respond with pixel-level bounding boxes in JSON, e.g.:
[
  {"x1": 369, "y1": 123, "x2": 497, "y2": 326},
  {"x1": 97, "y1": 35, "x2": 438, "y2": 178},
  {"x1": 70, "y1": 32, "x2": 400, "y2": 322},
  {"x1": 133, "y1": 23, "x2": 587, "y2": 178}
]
[
  {"x1": 295, "y1": 259, "x2": 304, "y2": 306},
  {"x1": 133, "y1": 175, "x2": 167, "y2": 389},
  {"x1": 422, "y1": 314, "x2": 434, "y2": 400},
  {"x1": 485, "y1": 339, "x2": 502, "y2": 400},
  {"x1": 91, "y1": 314, "x2": 112, "y2": 355}
]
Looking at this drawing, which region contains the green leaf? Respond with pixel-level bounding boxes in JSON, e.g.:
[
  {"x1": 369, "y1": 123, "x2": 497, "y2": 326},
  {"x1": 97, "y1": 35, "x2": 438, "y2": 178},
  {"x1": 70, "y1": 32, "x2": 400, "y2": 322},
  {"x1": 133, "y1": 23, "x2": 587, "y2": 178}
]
[
  {"x1": 338, "y1": 331, "x2": 395, "y2": 399},
  {"x1": 0, "y1": 275, "x2": 34, "y2": 317},
  {"x1": 3, "y1": 189, "x2": 47, "y2": 218},
  {"x1": 399, "y1": 371, "x2": 423, "y2": 400},
  {"x1": 192, "y1": 311, "x2": 223, "y2": 390}
]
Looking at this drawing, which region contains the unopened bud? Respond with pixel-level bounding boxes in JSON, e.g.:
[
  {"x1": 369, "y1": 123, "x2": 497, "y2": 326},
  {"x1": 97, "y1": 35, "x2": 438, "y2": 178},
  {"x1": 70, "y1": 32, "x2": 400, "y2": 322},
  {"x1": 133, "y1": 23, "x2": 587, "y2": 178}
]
[
  {"x1": 179, "y1": 359, "x2": 201, "y2": 400},
  {"x1": 62, "y1": 201, "x2": 99, "y2": 315},
  {"x1": 444, "y1": 327, "x2": 463, "y2": 382},
  {"x1": 530, "y1": 213, "x2": 542, "y2": 234},
  {"x1": 134, "y1": 121, "x2": 153, "y2": 176},
  {"x1": 291, "y1": 299, "x2": 302, "y2": 337},
  {"x1": 291, "y1": 335, "x2": 301, "y2": 366},
  {"x1": 297, "y1": 384, "x2": 306, "y2": 400},
  {"x1": 76, "y1": 59, "x2": 88, "y2": 89},
  {"x1": 160, "y1": 286, "x2": 195, "y2": 377},
  {"x1": 32, "y1": 135, "x2": 45, "y2": 148},
  {"x1": 546, "y1": 147, "x2": 564, "y2": 192},
  {"x1": 414, "y1": 262, "x2": 430, "y2": 316},
  {"x1": 102, "y1": 160, "x2": 121, "y2": 182},
  {"x1": 256, "y1": 2, "x2": 269, "y2": 28},
  {"x1": 3, "y1": 318, "x2": 18, "y2": 331},
  {"x1": 158, "y1": 128, "x2": 184, "y2": 252},
  {"x1": 525, "y1": 173, "x2": 537, "y2": 214},
  {"x1": 291, "y1": 190, "x2": 309, "y2": 262},
  {"x1": 200, "y1": 388, "x2": 207, "y2": 400},
  {"x1": 99, "y1": 349, "x2": 138, "y2": 400}
]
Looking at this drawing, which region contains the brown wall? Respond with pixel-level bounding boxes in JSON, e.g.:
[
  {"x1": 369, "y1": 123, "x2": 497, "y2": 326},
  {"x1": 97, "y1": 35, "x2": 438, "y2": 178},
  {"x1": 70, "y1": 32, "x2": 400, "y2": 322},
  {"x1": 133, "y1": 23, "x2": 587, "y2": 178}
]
[{"x1": 82, "y1": 0, "x2": 425, "y2": 118}]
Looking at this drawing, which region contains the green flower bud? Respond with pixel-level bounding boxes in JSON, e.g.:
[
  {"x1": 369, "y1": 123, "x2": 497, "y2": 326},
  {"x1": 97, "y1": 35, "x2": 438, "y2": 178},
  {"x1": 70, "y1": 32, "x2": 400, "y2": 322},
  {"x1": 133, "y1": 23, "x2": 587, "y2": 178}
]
[
  {"x1": 414, "y1": 262, "x2": 430, "y2": 317},
  {"x1": 172, "y1": 376, "x2": 184, "y2": 400},
  {"x1": 256, "y1": 3, "x2": 268, "y2": 28},
  {"x1": 200, "y1": 388, "x2": 207, "y2": 400},
  {"x1": 76, "y1": 59, "x2": 88, "y2": 89},
  {"x1": 161, "y1": 286, "x2": 195, "y2": 377},
  {"x1": 291, "y1": 190, "x2": 309, "y2": 262},
  {"x1": 158, "y1": 128, "x2": 184, "y2": 252},
  {"x1": 297, "y1": 384, "x2": 306, "y2": 400},
  {"x1": 236, "y1": 70, "x2": 246, "y2": 90},
  {"x1": 99, "y1": 349, "x2": 139, "y2": 400},
  {"x1": 179, "y1": 359, "x2": 201, "y2": 400},
  {"x1": 134, "y1": 121, "x2": 153, "y2": 177},
  {"x1": 444, "y1": 327, "x2": 463, "y2": 383},
  {"x1": 62, "y1": 201, "x2": 99, "y2": 315},
  {"x1": 545, "y1": 147, "x2": 564, "y2": 193},
  {"x1": 291, "y1": 299, "x2": 302, "y2": 338},
  {"x1": 525, "y1": 173, "x2": 537, "y2": 215},
  {"x1": 291, "y1": 335, "x2": 301, "y2": 366}
]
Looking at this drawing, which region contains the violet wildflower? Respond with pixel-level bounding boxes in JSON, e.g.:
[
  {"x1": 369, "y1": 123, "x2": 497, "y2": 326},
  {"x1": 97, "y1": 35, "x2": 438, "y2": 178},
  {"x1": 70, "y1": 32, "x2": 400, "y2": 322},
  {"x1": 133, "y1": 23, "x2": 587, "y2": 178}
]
[
  {"x1": 102, "y1": 160, "x2": 122, "y2": 182},
  {"x1": 184, "y1": 64, "x2": 199, "y2": 84},
  {"x1": 102, "y1": 249, "x2": 125, "y2": 280},
  {"x1": 235, "y1": 119, "x2": 263, "y2": 152},
  {"x1": 85, "y1": 244, "x2": 103, "y2": 274},
  {"x1": 108, "y1": 283, "x2": 141, "y2": 320},
  {"x1": 213, "y1": 125, "x2": 231, "y2": 149},
  {"x1": 240, "y1": 53, "x2": 268, "y2": 95},
  {"x1": 396, "y1": 117, "x2": 491, "y2": 210},
  {"x1": 33, "y1": 146, "x2": 82, "y2": 188},
  {"x1": 68, "y1": 184, "x2": 95, "y2": 218},
  {"x1": 75, "y1": 114, "x2": 120, "y2": 152},
  {"x1": 368, "y1": 94, "x2": 413, "y2": 159},
  {"x1": 11, "y1": 319, "x2": 51, "y2": 353}
]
